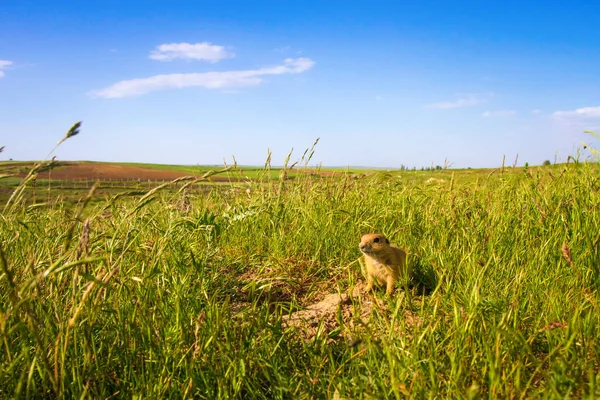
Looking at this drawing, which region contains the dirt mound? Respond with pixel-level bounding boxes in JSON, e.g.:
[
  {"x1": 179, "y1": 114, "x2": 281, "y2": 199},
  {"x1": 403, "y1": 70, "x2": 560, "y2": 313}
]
[
  {"x1": 227, "y1": 278, "x2": 422, "y2": 343},
  {"x1": 282, "y1": 283, "x2": 374, "y2": 341},
  {"x1": 281, "y1": 283, "x2": 423, "y2": 342}
]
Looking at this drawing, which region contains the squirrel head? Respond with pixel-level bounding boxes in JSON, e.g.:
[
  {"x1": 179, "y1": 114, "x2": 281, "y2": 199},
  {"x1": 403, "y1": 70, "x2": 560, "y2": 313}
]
[{"x1": 359, "y1": 233, "x2": 390, "y2": 255}]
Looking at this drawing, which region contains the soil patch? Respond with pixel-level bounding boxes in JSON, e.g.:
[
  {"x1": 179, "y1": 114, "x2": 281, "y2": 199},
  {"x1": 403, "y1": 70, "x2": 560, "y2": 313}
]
[
  {"x1": 282, "y1": 283, "x2": 375, "y2": 341},
  {"x1": 281, "y1": 283, "x2": 423, "y2": 341}
]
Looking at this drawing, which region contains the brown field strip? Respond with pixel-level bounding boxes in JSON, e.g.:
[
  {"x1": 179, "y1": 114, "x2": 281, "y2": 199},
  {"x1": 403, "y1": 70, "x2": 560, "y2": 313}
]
[{"x1": 9, "y1": 162, "x2": 233, "y2": 182}]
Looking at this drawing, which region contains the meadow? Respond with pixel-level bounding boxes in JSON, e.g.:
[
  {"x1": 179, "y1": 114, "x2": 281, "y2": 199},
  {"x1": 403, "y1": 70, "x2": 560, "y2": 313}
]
[{"x1": 1, "y1": 127, "x2": 600, "y2": 398}]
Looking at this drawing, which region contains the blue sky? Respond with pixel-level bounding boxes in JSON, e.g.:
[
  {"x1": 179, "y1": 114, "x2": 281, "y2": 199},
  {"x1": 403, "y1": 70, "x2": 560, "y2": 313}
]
[{"x1": 1, "y1": 0, "x2": 599, "y2": 168}]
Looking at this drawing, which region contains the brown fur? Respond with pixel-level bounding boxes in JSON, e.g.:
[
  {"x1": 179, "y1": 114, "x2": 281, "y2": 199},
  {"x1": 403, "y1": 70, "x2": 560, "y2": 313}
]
[{"x1": 359, "y1": 233, "x2": 410, "y2": 296}]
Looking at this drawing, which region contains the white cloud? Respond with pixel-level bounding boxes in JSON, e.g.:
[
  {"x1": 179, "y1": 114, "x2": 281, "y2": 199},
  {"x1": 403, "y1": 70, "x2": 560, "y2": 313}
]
[
  {"x1": 426, "y1": 94, "x2": 485, "y2": 109},
  {"x1": 149, "y1": 42, "x2": 234, "y2": 62},
  {"x1": 532, "y1": 109, "x2": 542, "y2": 115},
  {"x1": 553, "y1": 106, "x2": 600, "y2": 120},
  {"x1": 92, "y1": 57, "x2": 315, "y2": 98},
  {"x1": 552, "y1": 106, "x2": 600, "y2": 132},
  {"x1": 482, "y1": 110, "x2": 516, "y2": 117},
  {"x1": 0, "y1": 60, "x2": 13, "y2": 78}
]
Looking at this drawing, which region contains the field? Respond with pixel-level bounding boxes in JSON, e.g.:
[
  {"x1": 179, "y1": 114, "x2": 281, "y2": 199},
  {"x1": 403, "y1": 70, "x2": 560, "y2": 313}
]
[
  {"x1": 0, "y1": 160, "x2": 360, "y2": 206},
  {"x1": 1, "y1": 140, "x2": 600, "y2": 398}
]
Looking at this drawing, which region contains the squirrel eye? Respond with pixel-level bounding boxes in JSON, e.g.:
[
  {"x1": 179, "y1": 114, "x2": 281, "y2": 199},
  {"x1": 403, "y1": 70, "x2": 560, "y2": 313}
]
[{"x1": 373, "y1": 237, "x2": 380, "y2": 243}]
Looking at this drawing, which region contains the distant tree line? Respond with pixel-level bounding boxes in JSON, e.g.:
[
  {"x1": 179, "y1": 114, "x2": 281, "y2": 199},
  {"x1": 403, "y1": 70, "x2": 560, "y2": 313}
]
[
  {"x1": 398, "y1": 164, "x2": 445, "y2": 171},
  {"x1": 398, "y1": 160, "x2": 553, "y2": 171}
]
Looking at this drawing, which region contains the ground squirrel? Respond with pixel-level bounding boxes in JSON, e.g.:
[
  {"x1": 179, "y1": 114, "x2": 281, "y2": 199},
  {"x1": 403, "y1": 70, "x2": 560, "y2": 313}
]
[{"x1": 359, "y1": 233, "x2": 410, "y2": 296}]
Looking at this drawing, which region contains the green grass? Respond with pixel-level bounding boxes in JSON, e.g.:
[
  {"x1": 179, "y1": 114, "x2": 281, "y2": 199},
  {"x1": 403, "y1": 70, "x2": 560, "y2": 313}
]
[{"x1": 1, "y1": 149, "x2": 600, "y2": 398}]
